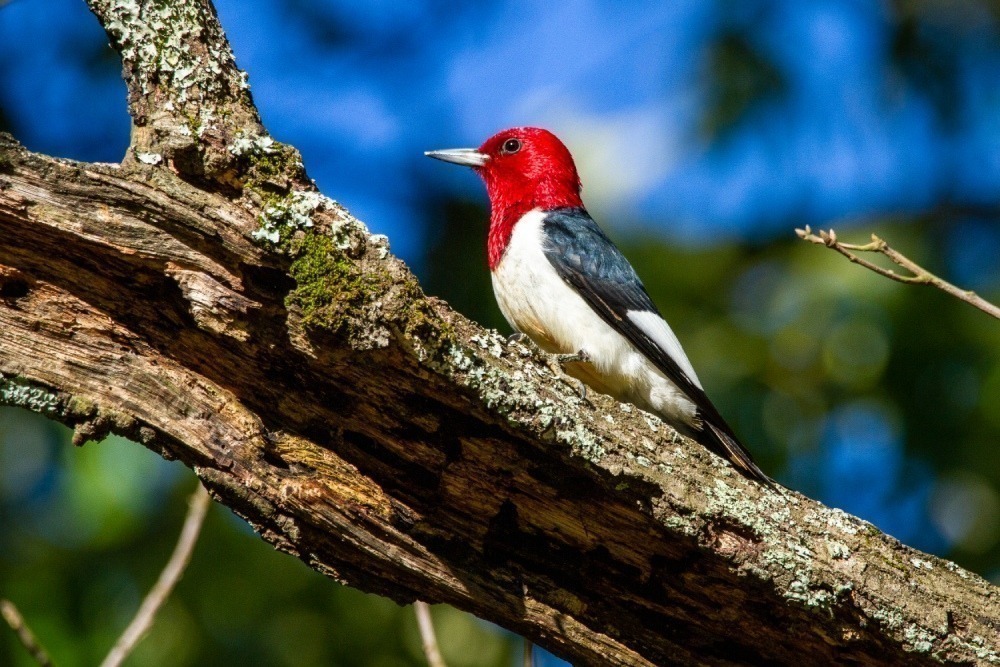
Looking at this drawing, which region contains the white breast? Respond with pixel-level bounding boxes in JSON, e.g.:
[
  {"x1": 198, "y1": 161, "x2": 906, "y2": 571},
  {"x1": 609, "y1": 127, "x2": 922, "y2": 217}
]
[{"x1": 491, "y1": 209, "x2": 700, "y2": 425}]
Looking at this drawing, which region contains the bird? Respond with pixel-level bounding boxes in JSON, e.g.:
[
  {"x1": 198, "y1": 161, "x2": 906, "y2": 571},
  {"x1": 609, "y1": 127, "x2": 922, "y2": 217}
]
[{"x1": 425, "y1": 127, "x2": 771, "y2": 485}]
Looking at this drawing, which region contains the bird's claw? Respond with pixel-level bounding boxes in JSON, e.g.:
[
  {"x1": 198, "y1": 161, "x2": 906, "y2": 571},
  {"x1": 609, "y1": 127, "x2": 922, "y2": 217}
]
[
  {"x1": 507, "y1": 332, "x2": 528, "y2": 345},
  {"x1": 550, "y1": 349, "x2": 591, "y2": 400},
  {"x1": 555, "y1": 349, "x2": 590, "y2": 365}
]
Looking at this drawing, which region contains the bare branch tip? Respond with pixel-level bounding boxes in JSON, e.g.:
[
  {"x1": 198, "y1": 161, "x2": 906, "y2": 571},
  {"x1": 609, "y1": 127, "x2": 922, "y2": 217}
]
[
  {"x1": 100, "y1": 482, "x2": 211, "y2": 667},
  {"x1": 414, "y1": 601, "x2": 447, "y2": 667},
  {"x1": 1, "y1": 599, "x2": 54, "y2": 667},
  {"x1": 816, "y1": 229, "x2": 838, "y2": 247}
]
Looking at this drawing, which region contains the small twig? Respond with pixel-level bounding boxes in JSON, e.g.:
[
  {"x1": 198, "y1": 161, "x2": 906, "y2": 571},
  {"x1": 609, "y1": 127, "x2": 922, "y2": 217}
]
[
  {"x1": 413, "y1": 601, "x2": 447, "y2": 667},
  {"x1": 523, "y1": 637, "x2": 534, "y2": 667},
  {"x1": 796, "y1": 226, "x2": 1000, "y2": 321},
  {"x1": 1, "y1": 599, "x2": 55, "y2": 667},
  {"x1": 100, "y1": 482, "x2": 212, "y2": 667}
]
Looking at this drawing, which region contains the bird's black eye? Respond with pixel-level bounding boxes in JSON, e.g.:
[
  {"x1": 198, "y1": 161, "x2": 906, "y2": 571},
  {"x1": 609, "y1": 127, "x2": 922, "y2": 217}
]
[{"x1": 502, "y1": 138, "x2": 522, "y2": 154}]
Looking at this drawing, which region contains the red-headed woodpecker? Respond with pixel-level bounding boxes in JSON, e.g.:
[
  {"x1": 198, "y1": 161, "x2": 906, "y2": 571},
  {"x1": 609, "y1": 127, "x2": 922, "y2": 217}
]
[{"x1": 426, "y1": 127, "x2": 771, "y2": 484}]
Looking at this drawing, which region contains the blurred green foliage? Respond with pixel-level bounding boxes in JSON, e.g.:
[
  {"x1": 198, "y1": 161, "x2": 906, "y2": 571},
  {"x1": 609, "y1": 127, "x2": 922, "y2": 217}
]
[{"x1": 701, "y1": 30, "x2": 786, "y2": 140}]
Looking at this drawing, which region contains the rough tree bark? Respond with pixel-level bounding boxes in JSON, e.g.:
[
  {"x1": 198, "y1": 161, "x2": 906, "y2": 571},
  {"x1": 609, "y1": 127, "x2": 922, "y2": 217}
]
[{"x1": 0, "y1": 2, "x2": 997, "y2": 665}]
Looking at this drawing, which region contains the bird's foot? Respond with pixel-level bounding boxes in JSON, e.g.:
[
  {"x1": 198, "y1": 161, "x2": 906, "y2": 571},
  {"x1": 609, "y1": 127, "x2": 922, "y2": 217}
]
[
  {"x1": 551, "y1": 349, "x2": 591, "y2": 400},
  {"x1": 507, "y1": 332, "x2": 529, "y2": 345},
  {"x1": 555, "y1": 349, "x2": 590, "y2": 365}
]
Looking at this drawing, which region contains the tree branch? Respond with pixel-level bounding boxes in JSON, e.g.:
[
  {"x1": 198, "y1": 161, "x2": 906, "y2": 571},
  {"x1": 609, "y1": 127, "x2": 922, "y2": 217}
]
[
  {"x1": 414, "y1": 602, "x2": 447, "y2": 667},
  {"x1": 84, "y1": 0, "x2": 293, "y2": 187},
  {"x1": 101, "y1": 483, "x2": 212, "y2": 667},
  {"x1": 0, "y1": 2, "x2": 998, "y2": 665},
  {"x1": 796, "y1": 225, "x2": 1000, "y2": 321},
  {"x1": 1, "y1": 600, "x2": 54, "y2": 667}
]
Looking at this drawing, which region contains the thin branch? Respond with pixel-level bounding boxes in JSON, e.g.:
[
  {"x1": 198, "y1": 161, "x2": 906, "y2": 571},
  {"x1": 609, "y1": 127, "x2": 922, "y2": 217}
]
[
  {"x1": 1, "y1": 600, "x2": 55, "y2": 667},
  {"x1": 796, "y1": 225, "x2": 1000, "y2": 321},
  {"x1": 100, "y1": 483, "x2": 212, "y2": 667},
  {"x1": 413, "y1": 601, "x2": 447, "y2": 667}
]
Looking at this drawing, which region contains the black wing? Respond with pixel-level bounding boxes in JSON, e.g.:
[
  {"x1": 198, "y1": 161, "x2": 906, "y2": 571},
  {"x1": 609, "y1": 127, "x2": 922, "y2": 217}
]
[{"x1": 541, "y1": 208, "x2": 771, "y2": 485}]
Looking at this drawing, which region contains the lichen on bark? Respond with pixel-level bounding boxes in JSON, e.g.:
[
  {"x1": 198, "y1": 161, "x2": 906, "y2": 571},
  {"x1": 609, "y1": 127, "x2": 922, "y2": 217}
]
[{"x1": 0, "y1": 374, "x2": 64, "y2": 415}]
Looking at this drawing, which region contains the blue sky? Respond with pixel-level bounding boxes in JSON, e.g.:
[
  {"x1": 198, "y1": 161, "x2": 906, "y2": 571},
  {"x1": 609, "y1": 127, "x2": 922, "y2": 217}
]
[{"x1": 5, "y1": 0, "x2": 1000, "y2": 263}]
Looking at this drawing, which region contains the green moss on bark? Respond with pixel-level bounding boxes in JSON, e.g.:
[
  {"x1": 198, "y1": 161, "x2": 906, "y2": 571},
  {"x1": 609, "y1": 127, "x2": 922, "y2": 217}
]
[
  {"x1": 286, "y1": 233, "x2": 385, "y2": 333},
  {"x1": 229, "y1": 131, "x2": 306, "y2": 191}
]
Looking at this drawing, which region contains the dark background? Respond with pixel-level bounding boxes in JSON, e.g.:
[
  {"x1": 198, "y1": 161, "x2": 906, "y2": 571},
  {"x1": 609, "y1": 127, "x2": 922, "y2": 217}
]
[{"x1": 1, "y1": 1, "x2": 999, "y2": 665}]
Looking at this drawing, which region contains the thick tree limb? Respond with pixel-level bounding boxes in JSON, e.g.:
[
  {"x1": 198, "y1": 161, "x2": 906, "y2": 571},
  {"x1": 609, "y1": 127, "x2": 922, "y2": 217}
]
[
  {"x1": 85, "y1": 0, "x2": 296, "y2": 188},
  {"x1": 0, "y1": 2, "x2": 998, "y2": 665}
]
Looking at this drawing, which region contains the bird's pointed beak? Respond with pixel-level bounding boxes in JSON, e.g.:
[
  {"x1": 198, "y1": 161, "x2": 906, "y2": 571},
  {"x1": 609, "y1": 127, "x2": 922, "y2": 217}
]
[{"x1": 424, "y1": 148, "x2": 489, "y2": 168}]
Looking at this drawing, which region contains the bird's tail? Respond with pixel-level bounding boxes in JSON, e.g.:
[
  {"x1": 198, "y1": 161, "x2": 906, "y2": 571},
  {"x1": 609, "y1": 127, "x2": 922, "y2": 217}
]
[{"x1": 702, "y1": 420, "x2": 775, "y2": 488}]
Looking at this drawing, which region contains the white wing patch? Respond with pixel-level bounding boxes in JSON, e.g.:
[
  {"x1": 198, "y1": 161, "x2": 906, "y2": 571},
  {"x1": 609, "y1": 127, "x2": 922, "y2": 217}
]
[{"x1": 626, "y1": 310, "x2": 703, "y2": 390}]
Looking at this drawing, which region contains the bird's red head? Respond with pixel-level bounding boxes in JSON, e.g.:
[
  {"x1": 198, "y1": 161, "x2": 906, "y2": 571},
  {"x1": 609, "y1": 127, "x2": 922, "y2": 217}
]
[{"x1": 427, "y1": 127, "x2": 584, "y2": 269}]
